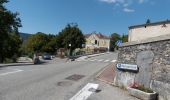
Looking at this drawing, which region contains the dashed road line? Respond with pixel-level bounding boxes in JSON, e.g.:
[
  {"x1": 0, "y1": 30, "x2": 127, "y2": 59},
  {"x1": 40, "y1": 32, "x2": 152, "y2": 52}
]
[
  {"x1": 98, "y1": 59, "x2": 104, "y2": 62},
  {"x1": 111, "y1": 60, "x2": 117, "y2": 62},
  {"x1": 104, "y1": 60, "x2": 110, "y2": 62},
  {"x1": 0, "y1": 69, "x2": 23, "y2": 76}
]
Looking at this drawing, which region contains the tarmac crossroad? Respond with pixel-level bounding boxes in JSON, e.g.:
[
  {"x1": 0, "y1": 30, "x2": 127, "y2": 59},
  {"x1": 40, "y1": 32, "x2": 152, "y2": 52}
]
[{"x1": 0, "y1": 53, "x2": 117, "y2": 100}]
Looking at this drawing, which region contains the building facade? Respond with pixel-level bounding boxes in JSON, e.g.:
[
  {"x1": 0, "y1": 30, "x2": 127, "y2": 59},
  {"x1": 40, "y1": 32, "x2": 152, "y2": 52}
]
[
  {"x1": 128, "y1": 20, "x2": 170, "y2": 42},
  {"x1": 84, "y1": 33, "x2": 111, "y2": 51}
]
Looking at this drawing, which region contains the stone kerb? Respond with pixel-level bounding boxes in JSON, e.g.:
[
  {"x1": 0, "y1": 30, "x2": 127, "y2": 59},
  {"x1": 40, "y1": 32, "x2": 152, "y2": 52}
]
[{"x1": 114, "y1": 34, "x2": 170, "y2": 100}]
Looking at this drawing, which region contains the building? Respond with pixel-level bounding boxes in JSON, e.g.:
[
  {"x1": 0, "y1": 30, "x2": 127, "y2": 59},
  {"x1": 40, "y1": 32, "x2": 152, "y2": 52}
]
[
  {"x1": 128, "y1": 20, "x2": 170, "y2": 42},
  {"x1": 84, "y1": 33, "x2": 111, "y2": 52}
]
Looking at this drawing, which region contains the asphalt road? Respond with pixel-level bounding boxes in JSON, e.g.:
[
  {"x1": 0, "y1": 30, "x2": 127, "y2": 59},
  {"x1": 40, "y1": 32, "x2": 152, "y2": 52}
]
[{"x1": 0, "y1": 52, "x2": 118, "y2": 100}]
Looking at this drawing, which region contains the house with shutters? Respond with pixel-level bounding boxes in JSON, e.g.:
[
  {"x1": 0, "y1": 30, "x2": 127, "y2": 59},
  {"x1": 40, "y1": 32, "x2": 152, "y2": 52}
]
[{"x1": 84, "y1": 33, "x2": 111, "y2": 51}]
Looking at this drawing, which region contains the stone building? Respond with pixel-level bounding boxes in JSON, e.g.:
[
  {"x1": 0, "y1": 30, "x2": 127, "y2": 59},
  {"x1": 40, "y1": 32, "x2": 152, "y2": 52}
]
[
  {"x1": 129, "y1": 20, "x2": 170, "y2": 41},
  {"x1": 84, "y1": 33, "x2": 111, "y2": 52},
  {"x1": 114, "y1": 20, "x2": 170, "y2": 100}
]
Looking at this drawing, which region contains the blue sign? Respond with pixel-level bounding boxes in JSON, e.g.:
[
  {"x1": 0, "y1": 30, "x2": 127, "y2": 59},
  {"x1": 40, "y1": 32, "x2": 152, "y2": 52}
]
[
  {"x1": 116, "y1": 63, "x2": 138, "y2": 72},
  {"x1": 116, "y1": 40, "x2": 123, "y2": 46}
]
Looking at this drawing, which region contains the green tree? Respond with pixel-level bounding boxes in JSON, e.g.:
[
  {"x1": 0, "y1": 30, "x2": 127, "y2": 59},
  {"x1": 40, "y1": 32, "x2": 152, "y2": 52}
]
[
  {"x1": 146, "y1": 19, "x2": 151, "y2": 24},
  {"x1": 0, "y1": 0, "x2": 22, "y2": 63},
  {"x1": 57, "y1": 23, "x2": 85, "y2": 56},
  {"x1": 25, "y1": 32, "x2": 57, "y2": 55},
  {"x1": 110, "y1": 33, "x2": 121, "y2": 51},
  {"x1": 26, "y1": 32, "x2": 48, "y2": 53},
  {"x1": 121, "y1": 34, "x2": 128, "y2": 43}
]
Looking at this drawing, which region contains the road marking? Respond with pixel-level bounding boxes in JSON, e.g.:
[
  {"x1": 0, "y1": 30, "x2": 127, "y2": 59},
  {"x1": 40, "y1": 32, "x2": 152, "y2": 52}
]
[
  {"x1": 111, "y1": 60, "x2": 117, "y2": 62},
  {"x1": 76, "y1": 60, "x2": 82, "y2": 61},
  {"x1": 89, "y1": 59, "x2": 95, "y2": 61},
  {"x1": 0, "y1": 69, "x2": 23, "y2": 76},
  {"x1": 98, "y1": 59, "x2": 104, "y2": 62},
  {"x1": 104, "y1": 60, "x2": 110, "y2": 62},
  {"x1": 70, "y1": 83, "x2": 99, "y2": 100}
]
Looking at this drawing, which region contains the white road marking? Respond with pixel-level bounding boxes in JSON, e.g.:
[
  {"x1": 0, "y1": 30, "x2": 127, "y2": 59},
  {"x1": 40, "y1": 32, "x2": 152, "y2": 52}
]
[
  {"x1": 111, "y1": 60, "x2": 117, "y2": 62},
  {"x1": 98, "y1": 59, "x2": 104, "y2": 62},
  {"x1": 104, "y1": 60, "x2": 110, "y2": 62},
  {"x1": 76, "y1": 60, "x2": 82, "y2": 62},
  {"x1": 89, "y1": 59, "x2": 95, "y2": 61},
  {"x1": 0, "y1": 69, "x2": 23, "y2": 76},
  {"x1": 70, "y1": 83, "x2": 99, "y2": 100}
]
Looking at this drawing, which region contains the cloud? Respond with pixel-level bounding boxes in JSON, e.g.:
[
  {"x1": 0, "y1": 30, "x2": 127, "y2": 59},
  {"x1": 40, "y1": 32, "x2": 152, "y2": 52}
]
[
  {"x1": 123, "y1": 8, "x2": 135, "y2": 12},
  {"x1": 99, "y1": 0, "x2": 149, "y2": 12}
]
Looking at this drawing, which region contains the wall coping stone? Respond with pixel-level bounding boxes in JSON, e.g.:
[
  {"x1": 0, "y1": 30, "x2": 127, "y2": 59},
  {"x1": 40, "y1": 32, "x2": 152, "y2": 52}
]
[{"x1": 120, "y1": 34, "x2": 170, "y2": 47}]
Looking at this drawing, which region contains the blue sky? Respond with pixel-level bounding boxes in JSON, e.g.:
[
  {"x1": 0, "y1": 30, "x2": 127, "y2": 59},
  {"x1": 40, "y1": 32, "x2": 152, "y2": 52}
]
[{"x1": 6, "y1": 0, "x2": 170, "y2": 35}]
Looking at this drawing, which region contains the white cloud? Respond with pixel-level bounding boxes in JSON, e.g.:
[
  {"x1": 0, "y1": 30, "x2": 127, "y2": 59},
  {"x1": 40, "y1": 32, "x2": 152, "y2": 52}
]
[
  {"x1": 123, "y1": 8, "x2": 135, "y2": 12},
  {"x1": 99, "y1": 0, "x2": 149, "y2": 12}
]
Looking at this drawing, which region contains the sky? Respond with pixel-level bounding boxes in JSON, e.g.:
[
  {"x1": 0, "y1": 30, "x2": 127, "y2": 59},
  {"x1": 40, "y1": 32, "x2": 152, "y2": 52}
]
[{"x1": 6, "y1": 0, "x2": 170, "y2": 35}]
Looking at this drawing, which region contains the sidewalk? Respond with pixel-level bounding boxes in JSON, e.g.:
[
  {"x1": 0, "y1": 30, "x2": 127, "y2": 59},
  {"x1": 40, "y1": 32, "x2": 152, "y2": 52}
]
[
  {"x1": 88, "y1": 79, "x2": 139, "y2": 100},
  {"x1": 89, "y1": 63, "x2": 139, "y2": 100}
]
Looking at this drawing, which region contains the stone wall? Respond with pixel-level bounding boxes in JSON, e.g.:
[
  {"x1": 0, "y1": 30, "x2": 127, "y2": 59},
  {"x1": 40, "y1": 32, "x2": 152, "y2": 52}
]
[{"x1": 114, "y1": 34, "x2": 170, "y2": 100}]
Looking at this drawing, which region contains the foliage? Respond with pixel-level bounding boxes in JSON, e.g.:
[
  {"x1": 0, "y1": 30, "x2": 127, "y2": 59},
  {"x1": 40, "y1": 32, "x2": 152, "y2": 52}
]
[
  {"x1": 146, "y1": 19, "x2": 151, "y2": 24},
  {"x1": 122, "y1": 34, "x2": 128, "y2": 43},
  {"x1": 129, "y1": 81, "x2": 153, "y2": 93},
  {"x1": 0, "y1": 0, "x2": 22, "y2": 63},
  {"x1": 24, "y1": 32, "x2": 57, "y2": 55},
  {"x1": 110, "y1": 33, "x2": 128, "y2": 51},
  {"x1": 110, "y1": 33, "x2": 121, "y2": 51},
  {"x1": 57, "y1": 23, "x2": 85, "y2": 56}
]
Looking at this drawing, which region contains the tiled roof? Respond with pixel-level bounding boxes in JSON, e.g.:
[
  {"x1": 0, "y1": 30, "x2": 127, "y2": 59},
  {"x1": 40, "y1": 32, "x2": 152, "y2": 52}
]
[{"x1": 84, "y1": 33, "x2": 110, "y2": 39}]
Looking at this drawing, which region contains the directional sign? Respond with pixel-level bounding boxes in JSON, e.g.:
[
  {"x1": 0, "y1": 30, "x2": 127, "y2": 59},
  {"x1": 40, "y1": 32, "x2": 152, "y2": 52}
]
[
  {"x1": 116, "y1": 63, "x2": 138, "y2": 72},
  {"x1": 116, "y1": 40, "x2": 123, "y2": 46}
]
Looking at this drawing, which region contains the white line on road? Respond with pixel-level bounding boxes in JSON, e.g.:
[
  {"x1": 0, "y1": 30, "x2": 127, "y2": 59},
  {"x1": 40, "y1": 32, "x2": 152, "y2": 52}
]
[
  {"x1": 111, "y1": 60, "x2": 117, "y2": 62},
  {"x1": 98, "y1": 59, "x2": 104, "y2": 62},
  {"x1": 70, "y1": 83, "x2": 99, "y2": 100},
  {"x1": 104, "y1": 60, "x2": 110, "y2": 62},
  {"x1": 0, "y1": 69, "x2": 23, "y2": 76}
]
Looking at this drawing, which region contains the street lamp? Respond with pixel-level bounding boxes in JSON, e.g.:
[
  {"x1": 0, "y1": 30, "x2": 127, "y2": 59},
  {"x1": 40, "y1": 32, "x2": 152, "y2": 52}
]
[{"x1": 69, "y1": 44, "x2": 71, "y2": 56}]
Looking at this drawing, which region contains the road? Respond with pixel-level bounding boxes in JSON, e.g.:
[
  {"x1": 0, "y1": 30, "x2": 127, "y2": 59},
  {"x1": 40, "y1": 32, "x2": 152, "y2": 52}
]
[{"x1": 0, "y1": 52, "x2": 118, "y2": 100}]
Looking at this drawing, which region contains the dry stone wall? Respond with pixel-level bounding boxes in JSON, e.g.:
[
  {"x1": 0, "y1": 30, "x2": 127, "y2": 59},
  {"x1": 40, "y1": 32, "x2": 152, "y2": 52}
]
[{"x1": 115, "y1": 35, "x2": 170, "y2": 100}]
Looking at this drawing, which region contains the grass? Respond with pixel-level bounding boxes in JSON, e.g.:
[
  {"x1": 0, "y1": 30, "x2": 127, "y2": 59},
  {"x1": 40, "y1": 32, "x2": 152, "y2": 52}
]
[{"x1": 134, "y1": 86, "x2": 154, "y2": 93}]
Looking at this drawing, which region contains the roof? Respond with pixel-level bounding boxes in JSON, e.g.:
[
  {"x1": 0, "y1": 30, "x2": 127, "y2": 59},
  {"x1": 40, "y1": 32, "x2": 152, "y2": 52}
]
[
  {"x1": 84, "y1": 33, "x2": 110, "y2": 39},
  {"x1": 129, "y1": 20, "x2": 170, "y2": 29}
]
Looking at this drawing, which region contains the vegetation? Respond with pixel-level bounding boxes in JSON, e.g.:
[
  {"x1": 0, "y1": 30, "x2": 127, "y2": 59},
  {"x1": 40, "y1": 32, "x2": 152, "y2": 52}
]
[
  {"x1": 56, "y1": 23, "x2": 85, "y2": 56},
  {"x1": 110, "y1": 33, "x2": 128, "y2": 51},
  {"x1": 24, "y1": 32, "x2": 57, "y2": 55},
  {"x1": 129, "y1": 81, "x2": 153, "y2": 93},
  {"x1": 0, "y1": 0, "x2": 22, "y2": 63}
]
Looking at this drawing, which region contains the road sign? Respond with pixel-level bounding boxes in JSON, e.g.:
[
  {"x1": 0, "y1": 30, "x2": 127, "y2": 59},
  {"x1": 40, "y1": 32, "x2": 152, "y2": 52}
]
[
  {"x1": 116, "y1": 40, "x2": 123, "y2": 46},
  {"x1": 116, "y1": 63, "x2": 138, "y2": 72}
]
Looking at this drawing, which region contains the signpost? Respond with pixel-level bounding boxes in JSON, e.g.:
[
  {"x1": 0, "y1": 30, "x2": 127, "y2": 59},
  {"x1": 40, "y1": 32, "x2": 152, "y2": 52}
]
[
  {"x1": 116, "y1": 63, "x2": 138, "y2": 72},
  {"x1": 116, "y1": 40, "x2": 123, "y2": 46}
]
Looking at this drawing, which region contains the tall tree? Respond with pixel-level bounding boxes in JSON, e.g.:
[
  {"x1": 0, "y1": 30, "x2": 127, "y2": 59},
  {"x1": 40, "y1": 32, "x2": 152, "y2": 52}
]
[
  {"x1": 25, "y1": 32, "x2": 57, "y2": 55},
  {"x1": 110, "y1": 33, "x2": 121, "y2": 51},
  {"x1": 122, "y1": 34, "x2": 128, "y2": 43},
  {"x1": 0, "y1": 0, "x2": 22, "y2": 63},
  {"x1": 25, "y1": 32, "x2": 49, "y2": 54},
  {"x1": 57, "y1": 23, "x2": 85, "y2": 56}
]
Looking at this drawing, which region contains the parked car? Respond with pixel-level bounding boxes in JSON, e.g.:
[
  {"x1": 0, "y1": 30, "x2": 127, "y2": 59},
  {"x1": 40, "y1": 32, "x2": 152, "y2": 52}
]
[{"x1": 42, "y1": 53, "x2": 51, "y2": 60}]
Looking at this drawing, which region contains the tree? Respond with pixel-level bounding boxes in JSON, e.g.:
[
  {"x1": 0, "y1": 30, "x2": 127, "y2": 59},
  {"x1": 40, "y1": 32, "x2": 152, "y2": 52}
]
[
  {"x1": 121, "y1": 34, "x2": 128, "y2": 43},
  {"x1": 25, "y1": 32, "x2": 57, "y2": 55},
  {"x1": 0, "y1": 0, "x2": 22, "y2": 63},
  {"x1": 110, "y1": 33, "x2": 121, "y2": 51},
  {"x1": 57, "y1": 23, "x2": 85, "y2": 56},
  {"x1": 25, "y1": 32, "x2": 48, "y2": 54},
  {"x1": 146, "y1": 19, "x2": 151, "y2": 24}
]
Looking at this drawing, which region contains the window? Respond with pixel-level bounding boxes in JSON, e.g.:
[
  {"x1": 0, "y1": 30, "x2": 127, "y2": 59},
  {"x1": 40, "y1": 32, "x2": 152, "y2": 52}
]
[{"x1": 95, "y1": 40, "x2": 97, "y2": 44}]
